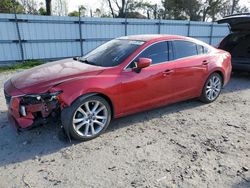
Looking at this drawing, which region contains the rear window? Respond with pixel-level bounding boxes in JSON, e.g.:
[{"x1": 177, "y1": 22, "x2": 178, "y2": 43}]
[{"x1": 172, "y1": 41, "x2": 197, "y2": 59}]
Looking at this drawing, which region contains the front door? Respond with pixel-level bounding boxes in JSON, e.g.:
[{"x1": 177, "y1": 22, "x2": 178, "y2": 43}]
[{"x1": 119, "y1": 41, "x2": 176, "y2": 115}]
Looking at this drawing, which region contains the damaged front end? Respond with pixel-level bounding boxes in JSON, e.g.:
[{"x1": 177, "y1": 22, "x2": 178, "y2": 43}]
[{"x1": 6, "y1": 90, "x2": 63, "y2": 131}]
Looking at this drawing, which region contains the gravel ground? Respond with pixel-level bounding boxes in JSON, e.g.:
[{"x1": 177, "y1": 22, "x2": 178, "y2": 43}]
[{"x1": 0, "y1": 71, "x2": 249, "y2": 188}]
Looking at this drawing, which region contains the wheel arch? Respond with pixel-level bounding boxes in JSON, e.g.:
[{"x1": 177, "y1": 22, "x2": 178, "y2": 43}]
[
  {"x1": 213, "y1": 70, "x2": 224, "y2": 86},
  {"x1": 199, "y1": 69, "x2": 225, "y2": 97},
  {"x1": 94, "y1": 93, "x2": 114, "y2": 118},
  {"x1": 60, "y1": 92, "x2": 115, "y2": 141},
  {"x1": 69, "y1": 92, "x2": 115, "y2": 118}
]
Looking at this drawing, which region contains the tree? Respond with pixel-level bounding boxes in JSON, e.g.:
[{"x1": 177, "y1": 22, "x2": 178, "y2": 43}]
[
  {"x1": 38, "y1": 7, "x2": 47, "y2": 15},
  {"x1": 45, "y1": 0, "x2": 52, "y2": 15},
  {"x1": 114, "y1": 0, "x2": 130, "y2": 18},
  {"x1": 220, "y1": 0, "x2": 249, "y2": 17},
  {"x1": 20, "y1": 0, "x2": 38, "y2": 14},
  {"x1": 94, "y1": 8, "x2": 102, "y2": 17},
  {"x1": 161, "y1": 0, "x2": 204, "y2": 21},
  {"x1": 231, "y1": 0, "x2": 236, "y2": 14},
  {"x1": 161, "y1": 0, "x2": 187, "y2": 20},
  {"x1": 107, "y1": 0, "x2": 116, "y2": 18},
  {"x1": 202, "y1": 0, "x2": 224, "y2": 21},
  {"x1": 105, "y1": 0, "x2": 133, "y2": 18},
  {"x1": 68, "y1": 5, "x2": 86, "y2": 17},
  {"x1": 53, "y1": 0, "x2": 68, "y2": 16},
  {"x1": 0, "y1": 0, "x2": 24, "y2": 14},
  {"x1": 184, "y1": 0, "x2": 202, "y2": 21},
  {"x1": 105, "y1": 0, "x2": 156, "y2": 19},
  {"x1": 68, "y1": 10, "x2": 79, "y2": 17},
  {"x1": 133, "y1": 2, "x2": 159, "y2": 19}
]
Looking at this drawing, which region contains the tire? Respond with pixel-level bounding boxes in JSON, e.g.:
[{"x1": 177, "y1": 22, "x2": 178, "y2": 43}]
[
  {"x1": 61, "y1": 95, "x2": 111, "y2": 141},
  {"x1": 199, "y1": 73, "x2": 223, "y2": 103}
]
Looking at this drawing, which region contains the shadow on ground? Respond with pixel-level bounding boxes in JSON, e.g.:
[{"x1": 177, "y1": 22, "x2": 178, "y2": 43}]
[
  {"x1": 0, "y1": 73, "x2": 249, "y2": 167},
  {"x1": 223, "y1": 72, "x2": 250, "y2": 93},
  {"x1": 0, "y1": 99, "x2": 203, "y2": 167},
  {"x1": 232, "y1": 178, "x2": 250, "y2": 188}
]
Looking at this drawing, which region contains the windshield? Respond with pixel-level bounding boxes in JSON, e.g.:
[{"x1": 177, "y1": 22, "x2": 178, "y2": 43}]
[{"x1": 78, "y1": 39, "x2": 144, "y2": 67}]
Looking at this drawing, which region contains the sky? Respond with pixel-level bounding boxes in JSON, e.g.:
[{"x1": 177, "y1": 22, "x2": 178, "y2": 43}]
[{"x1": 66, "y1": 0, "x2": 250, "y2": 13}]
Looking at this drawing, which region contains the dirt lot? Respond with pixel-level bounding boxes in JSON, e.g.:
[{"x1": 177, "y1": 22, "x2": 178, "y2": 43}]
[{"x1": 0, "y1": 71, "x2": 249, "y2": 188}]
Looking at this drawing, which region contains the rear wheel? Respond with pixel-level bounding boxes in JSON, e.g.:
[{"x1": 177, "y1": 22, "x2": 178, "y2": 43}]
[
  {"x1": 63, "y1": 95, "x2": 111, "y2": 141},
  {"x1": 200, "y1": 73, "x2": 222, "y2": 103}
]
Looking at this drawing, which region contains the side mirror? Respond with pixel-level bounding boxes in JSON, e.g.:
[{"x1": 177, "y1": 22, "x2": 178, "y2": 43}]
[{"x1": 133, "y1": 58, "x2": 152, "y2": 73}]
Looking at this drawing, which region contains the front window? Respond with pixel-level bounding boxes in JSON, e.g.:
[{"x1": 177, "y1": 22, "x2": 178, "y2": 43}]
[
  {"x1": 127, "y1": 41, "x2": 172, "y2": 68},
  {"x1": 78, "y1": 39, "x2": 144, "y2": 67}
]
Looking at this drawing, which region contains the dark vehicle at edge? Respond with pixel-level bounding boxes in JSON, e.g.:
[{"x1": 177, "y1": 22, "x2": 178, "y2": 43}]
[{"x1": 218, "y1": 13, "x2": 250, "y2": 72}]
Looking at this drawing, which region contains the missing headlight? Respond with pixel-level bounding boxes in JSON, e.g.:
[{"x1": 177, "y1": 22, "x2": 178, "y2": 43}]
[
  {"x1": 20, "y1": 105, "x2": 27, "y2": 116},
  {"x1": 21, "y1": 91, "x2": 63, "y2": 105}
]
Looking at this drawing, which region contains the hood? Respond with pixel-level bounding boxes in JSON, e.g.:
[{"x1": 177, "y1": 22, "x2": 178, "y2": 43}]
[
  {"x1": 217, "y1": 14, "x2": 250, "y2": 32},
  {"x1": 11, "y1": 58, "x2": 105, "y2": 94}
]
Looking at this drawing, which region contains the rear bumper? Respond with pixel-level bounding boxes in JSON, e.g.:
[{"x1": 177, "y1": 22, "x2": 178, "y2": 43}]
[{"x1": 223, "y1": 60, "x2": 232, "y2": 87}]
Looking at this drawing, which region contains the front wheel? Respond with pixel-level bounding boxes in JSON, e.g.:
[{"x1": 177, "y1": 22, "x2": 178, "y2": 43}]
[
  {"x1": 62, "y1": 95, "x2": 111, "y2": 141},
  {"x1": 200, "y1": 73, "x2": 222, "y2": 103}
]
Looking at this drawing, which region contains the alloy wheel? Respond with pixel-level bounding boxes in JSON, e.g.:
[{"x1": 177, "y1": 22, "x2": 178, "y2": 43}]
[
  {"x1": 72, "y1": 100, "x2": 108, "y2": 137},
  {"x1": 205, "y1": 75, "x2": 222, "y2": 101}
]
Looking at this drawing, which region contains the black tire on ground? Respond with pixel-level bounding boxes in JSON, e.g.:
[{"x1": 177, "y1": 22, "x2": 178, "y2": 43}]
[
  {"x1": 199, "y1": 72, "x2": 223, "y2": 104},
  {"x1": 61, "y1": 95, "x2": 111, "y2": 141}
]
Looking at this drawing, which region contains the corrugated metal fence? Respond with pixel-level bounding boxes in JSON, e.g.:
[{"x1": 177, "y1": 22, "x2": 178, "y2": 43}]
[{"x1": 0, "y1": 13, "x2": 229, "y2": 65}]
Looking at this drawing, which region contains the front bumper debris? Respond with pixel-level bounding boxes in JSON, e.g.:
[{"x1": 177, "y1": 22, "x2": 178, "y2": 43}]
[{"x1": 6, "y1": 92, "x2": 61, "y2": 130}]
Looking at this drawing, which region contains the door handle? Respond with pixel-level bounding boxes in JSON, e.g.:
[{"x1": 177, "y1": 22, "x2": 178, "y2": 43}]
[
  {"x1": 202, "y1": 60, "x2": 209, "y2": 65},
  {"x1": 163, "y1": 69, "x2": 174, "y2": 76}
]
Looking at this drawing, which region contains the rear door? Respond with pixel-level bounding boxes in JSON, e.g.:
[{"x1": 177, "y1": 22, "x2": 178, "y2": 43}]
[{"x1": 170, "y1": 40, "x2": 209, "y2": 100}]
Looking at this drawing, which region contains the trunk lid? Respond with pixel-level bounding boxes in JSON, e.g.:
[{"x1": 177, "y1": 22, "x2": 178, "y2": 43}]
[{"x1": 217, "y1": 14, "x2": 250, "y2": 32}]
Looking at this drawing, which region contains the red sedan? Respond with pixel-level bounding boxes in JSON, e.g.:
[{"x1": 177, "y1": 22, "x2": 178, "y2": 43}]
[{"x1": 4, "y1": 35, "x2": 232, "y2": 141}]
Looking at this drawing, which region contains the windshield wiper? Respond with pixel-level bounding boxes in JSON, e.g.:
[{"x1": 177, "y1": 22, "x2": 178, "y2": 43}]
[{"x1": 77, "y1": 58, "x2": 97, "y2": 66}]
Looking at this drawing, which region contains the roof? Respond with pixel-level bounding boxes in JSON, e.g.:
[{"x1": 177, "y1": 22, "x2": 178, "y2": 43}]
[{"x1": 118, "y1": 34, "x2": 188, "y2": 42}]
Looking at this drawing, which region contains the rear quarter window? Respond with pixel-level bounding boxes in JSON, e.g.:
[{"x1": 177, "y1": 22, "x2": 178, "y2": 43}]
[{"x1": 197, "y1": 45, "x2": 209, "y2": 55}]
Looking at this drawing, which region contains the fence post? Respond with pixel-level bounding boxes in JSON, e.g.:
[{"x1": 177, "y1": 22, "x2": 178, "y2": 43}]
[
  {"x1": 187, "y1": 21, "x2": 191, "y2": 37},
  {"x1": 158, "y1": 19, "x2": 161, "y2": 34},
  {"x1": 78, "y1": 9, "x2": 83, "y2": 57},
  {"x1": 209, "y1": 22, "x2": 214, "y2": 45},
  {"x1": 13, "y1": 13, "x2": 24, "y2": 62},
  {"x1": 124, "y1": 18, "x2": 128, "y2": 36}
]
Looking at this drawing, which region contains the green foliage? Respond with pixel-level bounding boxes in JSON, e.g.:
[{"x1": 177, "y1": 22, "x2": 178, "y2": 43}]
[
  {"x1": 0, "y1": 0, "x2": 24, "y2": 14},
  {"x1": 68, "y1": 5, "x2": 86, "y2": 17},
  {"x1": 38, "y1": 7, "x2": 47, "y2": 15},
  {"x1": 0, "y1": 60, "x2": 44, "y2": 73},
  {"x1": 68, "y1": 10, "x2": 80, "y2": 17},
  {"x1": 161, "y1": 0, "x2": 186, "y2": 20}
]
